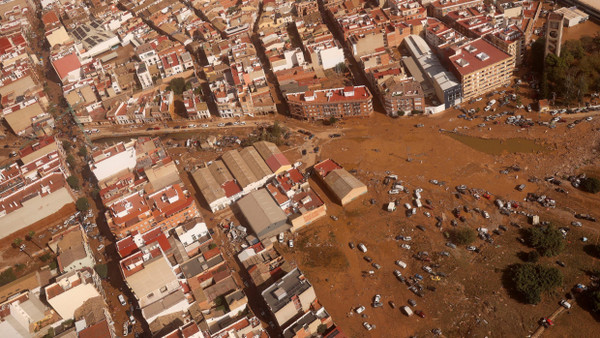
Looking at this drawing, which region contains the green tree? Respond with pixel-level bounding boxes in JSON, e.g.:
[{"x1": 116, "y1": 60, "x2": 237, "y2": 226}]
[
  {"x1": 317, "y1": 324, "x2": 328, "y2": 334},
  {"x1": 580, "y1": 177, "x2": 600, "y2": 194},
  {"x1": 334, "y1": 62, "x2": 347, "y2": 73},
  {"x1": 26, "y1": 231, "x2": 35, "y2": 241},
  {"x1": 526, "y1": 250, "x2": 540, "y2": 263},
  {"x1": 94, "y1": 264, "x2": 108, "y2": 279},
  {"x1": 168, "y1": 77, "x2": 187, "y2": 95},
  {"x1": 49, "y1": 260, "x2": 57, "y2": 270},
  {"x1": 328, "y1": 116, "x2": 338, "y2": 125},
  {"x1": 0, "y1": 268, "x2": 17, "y2": 286},
  {"x1": 62, "y1": 140, "x2": 72, "y2": 152},
  {"x1": 450, "y1": 228, "x2": 476, "y2": 245},
  {"x1": 66, "y1": 176, "x2": 80, "y2": 190},
  {"x1": 76, "y1": 197, "x2": 90, "y2": 212},
  {"x1": 530, "y1": 38, "x2": 546, "y2": 75},
  {"x1": 12, "y1": 238, "x2": 22, "y2": 248},
  {"x1": 508, "y1": 263, "x2": 563, "y2": 304},
  {"x1": 78, "y1": 146, "x2": 88, "y2": 158},
  {"x1": 525, "y1": 226, "x2": 565, "y2": 257},
  {"x1": 66, "y1": 154, "x2": 76, "y2": 168}
]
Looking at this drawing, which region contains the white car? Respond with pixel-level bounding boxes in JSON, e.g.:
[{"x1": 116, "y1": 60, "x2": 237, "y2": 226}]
[
  {"x1": 403, "y1": 236, "x2": 412, "y2": 241},
  {"x1": 240, "y1": 121, "x2": 246, "y2": 125},
  {"x1": 97, "y1": 244, "x2": 104, "y2": 251},
  {"x1": 355, "y1": 306, "x2": 366, "y2": 314},
  {"x1": 388, "y1": 189, "x2": 400, "y2": 195},
  {"x1": 217, "y1": 123, "x2": 225, "y2": 127},
  {"x1": 358, "y1": 243, "x2": 367, "y2": 253},
  {"x1": 278, "y1": 233, "x2": 284, "y2": 243},
  {"x1": 401, "y1": 244, "x2": 411, "y2": 250},
  {"x1": 373, "y1": 294, "x2": 381, "y2": 303},
  {"x1": 288, "y1": 239, "x2": 294, "y2": 248},
  {"x1": 363, "y1": 322, "x2": 374, "y2": 331},
  {"x1": 118, "y1": 294, "x2": 127, "y2": 306},
  {"x1": 202, "y1": 124, "x2": 209, "y2": 128}
]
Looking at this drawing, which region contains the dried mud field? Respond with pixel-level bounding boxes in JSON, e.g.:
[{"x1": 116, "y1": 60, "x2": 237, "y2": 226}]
[{"x1": 280, "y1": 109, "x2": 600, "y2": 337}]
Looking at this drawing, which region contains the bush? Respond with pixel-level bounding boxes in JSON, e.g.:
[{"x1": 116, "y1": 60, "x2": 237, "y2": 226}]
[
  {"x1": 66, "y1": 154, "x2": 76, "y2": 168},
  {"x1": 508, "y1": 263, "x2": 563, "y2": 304},
  {"x1": 525, "y1": 226, "x2": 565, "y2": 257},
  {"x1": 49, "y1": 260, "x2": 57, "y2": 270},
  {"x1": 94, "y1": 264, "x2": 108, "y2": 279},
  {"x1": 317, "y1": 324, "x2": 328, "y2": 334},
  {"x1": 78, "y1": 146, "x2": 88, "y2": 158},
  {"x1": 581, "y1": 177, "x2": 600, "y2": 194},
  {"x1": 526, "y1": 251, "x2": 540, "y2": 263},
  {"x1": 39, "y1": 253, "x2": 51, "y2": 262},
  {"x1": 76, "y1": 197, "x2": 90, "y2": 212},
  {"x1": 450, "y1": 228, "x2": 476, "y2": 245},
  {"x1": 66, "y1": 176, "x2": 80, "y2": 190},
  {"x1": 0, "y1": 268, "x2": 17, "y2": 286}
]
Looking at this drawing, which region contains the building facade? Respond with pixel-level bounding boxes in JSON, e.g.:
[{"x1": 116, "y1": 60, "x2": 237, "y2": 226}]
[{"x1": 286, "y1": 86, "x2": 373, "y2": 121}]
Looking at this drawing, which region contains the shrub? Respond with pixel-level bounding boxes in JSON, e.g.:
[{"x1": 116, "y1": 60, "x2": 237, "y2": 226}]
[
  {"x1": 525, "y1": 226, "x2": 565, "y2": 257},
  {"x1": 508, "y1": 263, "x2": 563, "y2": 304},
  {"x1": 450, "y1": 227, "x2": 476, "y2": 245},
  {"x1": 94, "y1": 264, "x2": 108, "y2": 279},
  {"x1": 39, "y1": 253, "x2": 51, "y2": 262},
  {"x1": 49, "y1": 260, "x2": 57, "y2": 270},
  {"x1": 0, "y1": 268, "x2": 17, "y2": 286},
  {"x1": 66, "y1": 154, "x2": 76, "y2": 168},
  {"x1": 78, "y1": 146, "x2": 88, "y2": 158},
  {"x1": 580, "y1": 177, "x2": 600, "y2": 194},
  {"x1": 317, "y1": 324, "x2": 328, "y2": 334},
  {"x1": 66, "y1": 176, "x2": 80, "y2": 190},
  {"x1": 76, "y1": 197, "x2": 90, "y2": 212},
  {"x1": 526, "y1": 251, "x2": 540, "y2": 263}
]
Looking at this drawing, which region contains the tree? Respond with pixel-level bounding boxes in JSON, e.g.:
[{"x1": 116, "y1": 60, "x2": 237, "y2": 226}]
[
  {"x1": 66, "y1": 176, "x2": 80, "y2": 190},
  {"x1": 328, "y1": 116, "x2": 338, "y2": 125},
  {"x1": 530, "y1": 38, "x2": 546, "y2": 75},
  {"x1": 62, "y1": 140, "x2": 72, "y2": 152},
  {"x1": 515, "y1": 95, "x2": 522, "y2": 107},
  {"x1": 94, "y1": 264, "x2": 108, "y2": 279},
  {"x1": 76, "y1": 197, "x2": 90, "y2": 212},
  {"x1": 580, "y1": 177, "x2": 600, "y2": 194},
  {"x1": 66, "y1": 154, "x2": 76, "y2": 168},
  {"x1": 334, "y1": 62, "x2": 347, "y2": 74},
  {"x1": 26, "y1": 231, "x2": 35, "y2": 241},
  {"x1": 526, "y1": 250, "x2": 540, "y2": 263},
  {"x1": 0, "y1": 268, "x2": 17, "y2": 286},
  {"x1": 508, "y1": 263, "x2": 563, "y2": 304},
  {"x1": 450, "y1": 228, "x2": 476, "y2": 245},
  {"x1": 12, "y1": 238, "x2": 22, "y2": 249},
  {"x1": 168, "y1": 77, "x2": 187, "y2": 95},
  {"x1": 317, "y1": 324, "x2": 328, "y2": 334},
  {"x1": 78, "y1": 146, "x2": 87, "y2": 158},
  {"x1": 525, "y1": 226, "x2": 565, "y2": 257}
]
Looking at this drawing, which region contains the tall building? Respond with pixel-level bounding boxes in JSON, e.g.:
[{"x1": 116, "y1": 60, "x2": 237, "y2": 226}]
[
  {"x1": 136, "y1": 63, "x2": 153, "y2": 89},
  {"x1": 286, "y1": 86, "x2": 373, "y2": 121},
  {"x1": 545, "y1": 13, "x2": 564, "y2": 57},
  {"x1": 445, "y1": 38, "x2": 514, "y2": 100},
  {"x1": 381, "y1": 78, "x2": 425, "y2": 116}
]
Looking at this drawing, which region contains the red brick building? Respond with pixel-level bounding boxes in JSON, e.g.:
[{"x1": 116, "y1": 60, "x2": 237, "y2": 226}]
[{"x1": 286, "y1": 86, "x2": 373, "y2": 121}]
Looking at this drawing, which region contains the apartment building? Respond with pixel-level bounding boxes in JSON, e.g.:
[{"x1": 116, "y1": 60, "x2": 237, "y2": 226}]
[
  {"x1": 485, "y1": 25, "x2": 525, "y2": 66},
  {"x1": 45, "y1": 268, "x2": 104, "y2": 320},
  {"x1": 105, "y1": 184, "x2": 199, "y2": 238},
  {"x1": 120, "y1": 247, "x2": 190, "y2": 325},
  {"x1": 445, "y1": 38, "x2": 515, "y2": 100},
  {"x1": 381, "y1": 78, "x2": 425, "y2": 116},
  {"x1": 286, "y1": 86, "x2": 374, "y2": 121},
  {"x1": 429, "y1": 0, "x2": 484, "y2": 18},
  {"x1": 261, "y1": 268, "x2": 317, "y2": 327}
]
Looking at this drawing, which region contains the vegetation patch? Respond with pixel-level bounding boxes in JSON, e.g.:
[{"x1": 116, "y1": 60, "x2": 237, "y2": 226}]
[
  {"x1": 505, "y1": 263, "x2": 563, "y2": 304},
  {"x1": 524, "y1": 226, "x2": 565, "y2": 257},
  {"x1": 450, "y1": 227, "x2": 476, "y2": 245}
]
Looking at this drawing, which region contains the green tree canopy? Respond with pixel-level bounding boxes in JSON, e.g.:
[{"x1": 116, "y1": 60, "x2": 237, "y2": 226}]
[
  {"x1": 508, "y1": 263, "x2": 563, "y2": 304},
  {"x1": 450, "y1": 227, "x2": 476, "y2": 245},
  {"x1": 76, "y1": 197, "x2": 90, "y2": 212},
  {"x1": 525, "y1": 226, "x2": 565, "y2": 257},
  {"x1": 66, "y1": 176, "x2": 80, "y2": 190},
  {"x1": 168, "y1": 77, "x2": 187, "y2": 95}
]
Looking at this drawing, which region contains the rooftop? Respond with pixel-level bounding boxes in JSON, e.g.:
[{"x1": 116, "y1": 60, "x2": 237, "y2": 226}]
[{"x1": 261, "y1": 268, "x2": 312, "y2": 313}]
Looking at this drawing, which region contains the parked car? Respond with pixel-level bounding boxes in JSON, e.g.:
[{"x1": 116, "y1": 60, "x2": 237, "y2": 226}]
[
  {"x1": 355, "y1": 306, "x2": 366, "y2": 314},
  {"x1": 348, "y1": 242, "x2": 355, "y2": 249},
  {"x1": 118, "y1": 294, "x2": 127, "y2": 306},
  {"x1": 363, "y1": 322, "x2": 374, "y2": 331},
  {"x1": 288, "y1": 239, "x2": 294, "y2": 248},
  {"x1": 415, "y1": 310, "x2": 425, "y2": 318},
  {"x1": 278, "y1": 233, "x2": 284, "y2": 243},
  {"x1": 408, "y1": 299, "x2": 417, "y2": 307},
  {"x1": 364, "y1": 256, "x2": 373, "y2": 263},
  {"x1": 358, "y1": 243, "x2": 367, "y2": 252},
  {"x1": 466, "y1": 246, "x2": 477, "y2": 252}
]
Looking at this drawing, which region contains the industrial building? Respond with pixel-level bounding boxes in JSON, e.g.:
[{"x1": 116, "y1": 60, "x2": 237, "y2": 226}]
[
  {"x1": 313, "y1": 159, "x2": 368, "y2": 206},
  {"x1": 236, "y1": 189, "x2": 290, "y2": 241},
  {"x1": 253, "y1": 141, "x2": 292, "y2": 175}
]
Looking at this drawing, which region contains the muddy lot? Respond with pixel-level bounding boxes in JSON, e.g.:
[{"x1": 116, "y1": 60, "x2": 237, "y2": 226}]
[{"x1": 276, "y1": 106, "x2": 600, "y2": 338}]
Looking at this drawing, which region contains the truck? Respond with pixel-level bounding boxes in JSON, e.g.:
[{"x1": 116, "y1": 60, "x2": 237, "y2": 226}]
[{"x1": 401, "y1": 306, "x2": 413, "y2": 316}]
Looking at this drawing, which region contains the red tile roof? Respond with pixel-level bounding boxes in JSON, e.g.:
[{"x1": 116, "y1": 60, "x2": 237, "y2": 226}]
[
  {"x1": 52, "y1": 53, "x2": 81, "y2": 80},
  {"x1": 446, "y1": 38, "x2": 512, "y2": 77},
  {"x1": 78, "y1": 319, "x2": 111, "y2": 338},
  {"x1": 313, "y1": 159, "x2": 342, "y2": 178}
]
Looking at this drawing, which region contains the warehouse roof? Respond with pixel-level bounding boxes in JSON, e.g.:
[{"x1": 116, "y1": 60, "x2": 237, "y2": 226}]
[
  {"x1": 192, "y1": 167, "x2": 225, "y2": 205},
  {"x1": 222, "y1": 149, "x2": 258, "y2": 189},
  {"x1": 324, "y1": 169, "x2": 367, "y2": 201},
  {"x1": 237, "y1": 189, "x2": 287, "y2": 238},
  {"x1": 253, "y1": 141, "x2": 291, "y2": 173},
  {"x1": 239, "y1": 146, "x2": 273, "y2": 180}
]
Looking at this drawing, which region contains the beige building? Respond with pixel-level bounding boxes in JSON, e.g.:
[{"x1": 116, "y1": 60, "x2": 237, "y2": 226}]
[
  {"x1": 48, "y1": 225, "x2": 96, "y2": 273},
  {"x1": 45, "y1": 268, "x2": 104, "y2": 320},
  {"x1": 253, "y1": 141, "x2": 292, "y2": 175},
  {"x1": 445, "y1": 38, "x2": 514, "y2": 100},
  {"x1": 545, "y1": 13, "x2": 564, "y2": 57},
  {"x1": 261, "y1": 268, "x2": 317, "y2": 327},
  {"x1": 313, "y1": 159, "x2": 368, "y2": 206},
  {"x1": 485, "y1": 25, "x2": 525, "y2": 66}
]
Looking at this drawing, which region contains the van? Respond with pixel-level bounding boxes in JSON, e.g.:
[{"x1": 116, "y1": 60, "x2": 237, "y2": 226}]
[
  {"x1": 395, "y1": 260, "x2": 407, "y2": 268},
  {"x1": 401, "y1": 306, "x2": 413, "y2": 316},
  {"x1": 387, "y1": 202, "x2": 396, "y2": 212},
  {"x1": 404, "y1": 203, "x2": 411, "y2": 210},
  {"x1": 358, "y1": 243, "x2": 367, "y2": 253},
  {"x1": 414, "y1": 199, "x2": 422, "y2": 208}
]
